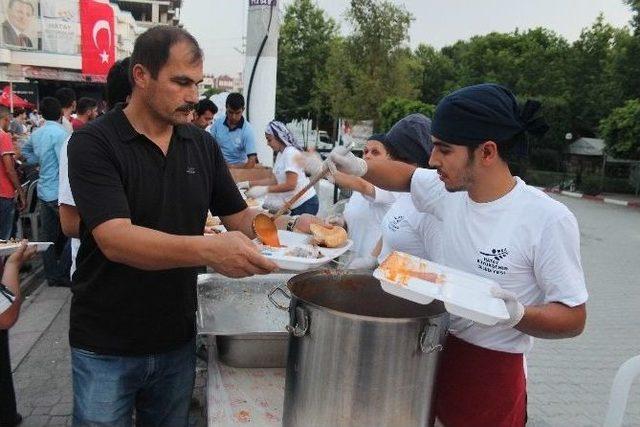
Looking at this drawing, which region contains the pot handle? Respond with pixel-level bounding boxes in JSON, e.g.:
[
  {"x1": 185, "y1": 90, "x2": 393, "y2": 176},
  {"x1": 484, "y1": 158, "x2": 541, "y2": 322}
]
[
  {"x1": 268, "y1": 286, "x2": 291, "y2": 311},
  {"x1": 286, "y1": 306, "x2": 309, "y2": 337},
  {"x1": 419, "y1": 320, "x2": 445, "y2": 354}
]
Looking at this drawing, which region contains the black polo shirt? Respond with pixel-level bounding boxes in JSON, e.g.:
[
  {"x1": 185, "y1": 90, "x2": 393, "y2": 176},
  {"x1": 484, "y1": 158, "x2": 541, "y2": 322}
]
[{"x1": 67, "y1": 105, "x2": 246, "y2": 356}]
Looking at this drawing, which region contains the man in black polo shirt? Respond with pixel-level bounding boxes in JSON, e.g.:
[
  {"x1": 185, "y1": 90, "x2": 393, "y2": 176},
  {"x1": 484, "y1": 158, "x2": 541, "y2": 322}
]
[{"x1": 67, "y1": 26, "x2": 278, "y2": 426}]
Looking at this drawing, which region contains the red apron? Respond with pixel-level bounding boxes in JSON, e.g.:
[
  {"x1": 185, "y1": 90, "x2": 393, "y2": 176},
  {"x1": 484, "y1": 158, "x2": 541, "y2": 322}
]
[{"x1": 434, "y1": 335, "x2": 527, "y2": 427}]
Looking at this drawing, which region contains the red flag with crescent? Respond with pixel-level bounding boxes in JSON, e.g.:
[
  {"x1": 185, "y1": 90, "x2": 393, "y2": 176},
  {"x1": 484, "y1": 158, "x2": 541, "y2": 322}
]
[{"x1": 80, "y1": 0, "x2": 116, "y2": 76}]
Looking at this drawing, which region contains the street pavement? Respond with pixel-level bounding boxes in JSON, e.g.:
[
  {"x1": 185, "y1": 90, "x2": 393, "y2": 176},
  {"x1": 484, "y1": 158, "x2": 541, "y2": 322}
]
[{"x1": 7, "y1": 192, "x2": 640, "y2": 426}]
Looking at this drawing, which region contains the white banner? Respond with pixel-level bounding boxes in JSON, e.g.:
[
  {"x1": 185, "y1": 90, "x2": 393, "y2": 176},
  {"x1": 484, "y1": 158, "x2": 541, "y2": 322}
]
[{"x1": 41, "y1": 17, "x2": 78, "y2": 54}]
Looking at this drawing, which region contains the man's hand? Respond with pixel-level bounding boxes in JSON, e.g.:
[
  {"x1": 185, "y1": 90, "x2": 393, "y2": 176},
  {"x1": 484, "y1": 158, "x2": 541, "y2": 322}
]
[
  {"x1": 246, "y1": 186, "x2": 268, "y2": 199},
  {"x1": 296, "y1": 151, "x2": 325, "y2": 177},
  {"x1": 6, "y1": 240, "x2": 37, "y2": 267},
  {"x1": 491, "y1": 287, "x2": 525, "y2": 328},
  {"x1": 202, "y1": 231, "x2": 278, "y2": 278},
  {"x1": 292, "y1": 214, "x2": 325, "y2": 234},
  {"x1": 329, "y1": 146, "x2": 368, "y2": 177}
]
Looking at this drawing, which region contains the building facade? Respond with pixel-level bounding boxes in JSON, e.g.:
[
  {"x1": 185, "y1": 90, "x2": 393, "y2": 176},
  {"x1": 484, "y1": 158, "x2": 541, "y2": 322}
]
[{"x1": 0, "y1": 0, "x2": 181, "y2": 109}]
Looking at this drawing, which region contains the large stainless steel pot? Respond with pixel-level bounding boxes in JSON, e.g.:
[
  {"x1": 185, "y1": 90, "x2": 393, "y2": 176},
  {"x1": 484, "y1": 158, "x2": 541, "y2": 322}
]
[{"x1": 269, "y1": 270, "x2": 449, "y2": 427}]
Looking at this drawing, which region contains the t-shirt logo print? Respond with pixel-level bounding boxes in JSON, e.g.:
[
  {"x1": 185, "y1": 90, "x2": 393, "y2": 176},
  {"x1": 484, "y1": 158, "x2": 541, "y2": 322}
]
[{"x1": 476, "y1": 247, "x2": 509, "y2": 275}]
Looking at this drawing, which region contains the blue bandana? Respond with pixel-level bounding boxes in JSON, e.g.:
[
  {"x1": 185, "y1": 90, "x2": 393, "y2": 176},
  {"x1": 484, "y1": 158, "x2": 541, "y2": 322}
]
[{"x1": 431, "y1": 83, "x2": 548, "y2": 146}]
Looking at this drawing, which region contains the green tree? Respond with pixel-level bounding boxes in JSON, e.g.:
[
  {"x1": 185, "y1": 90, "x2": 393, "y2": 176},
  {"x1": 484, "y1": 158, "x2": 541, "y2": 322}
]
[
  {"x1": 566, "y1": 15, "x2": 626, "y2": 134},
  {"x1": 276, "y1": 0, "x2": 337, "y2": 122},
  {"x1": 377, "y1": 97, "x2": 435, "y2": 132},
  {"x1": 599, "y1": 99, "x2": 640, "y2": 160},
  {"x1": 414, "y1": 44, "x2": 457, "y2": 105},
  {"x1": 342, "y1": 0, "x2": 418, "y2": 122}
]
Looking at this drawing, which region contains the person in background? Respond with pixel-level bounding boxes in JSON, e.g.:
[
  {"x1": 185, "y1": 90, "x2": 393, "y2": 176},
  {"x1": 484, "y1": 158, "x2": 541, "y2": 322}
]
[
  {"x1": 325, "y1": 134, "x2": 396, "y2": 260},
  {"x1": 28, "y1": 108, "x2": 41, "y2": 128},
  {"x1": 192, "y1": 98, "x2": 217, "y2": 130},
  {"x1": 24, "y1": 97, "x2": 70, "y2": 287},
  {"x1": 0, "y1": 106, "x2": 26, "y2": 240},
  {"x1": 8, "y1": 109, "x2": 27, "y2": 136},
  {"x1": 246, "y1": 120, "x2": 319, "y2": 215},
  {"x1": 71, "y1": 97, "x2": 98, "y2": 130},
  {"x1": 210, "y1": 92, "x2": 258, "y2": 168},
  {"x1": 54, "y1": 87, "x2": 76, "y2": 134},
  {"x1": 59, "y1": 58, "x2": 132, "y2": 280},
  {"x1": 374, "y1": 114, "x2": 442, "y2": 266},
  {"x1": 0, "y1": 241, "x2": 37, "y2": 427},
  {"x1": 314, "y1": 83, "x2": 588, "y2": 427}
]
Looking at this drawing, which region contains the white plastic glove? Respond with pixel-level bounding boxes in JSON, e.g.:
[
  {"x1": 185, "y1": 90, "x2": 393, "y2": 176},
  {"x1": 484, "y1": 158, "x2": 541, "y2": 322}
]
[
  {"x1": 325, "y1": 214, "x2": 345, "y2": 228},
  {"x1": 347, "y1": 255, "x2": 378, "y2": 271},
  {"x1": 246, "y1": 186, "x2": 268, "y2": 198},
  {"x1": 237, "y1": 181, "x2": 250, "y2": 190},
  {"x1": 329, "y1": 146, "x2": 368, "y2": 177},
  {"x1": 490, "y1": 287, "x2": 525, "y2": 328},
  {"x1": 296, "y1": 151, "x2": 325, "y2": 177}
]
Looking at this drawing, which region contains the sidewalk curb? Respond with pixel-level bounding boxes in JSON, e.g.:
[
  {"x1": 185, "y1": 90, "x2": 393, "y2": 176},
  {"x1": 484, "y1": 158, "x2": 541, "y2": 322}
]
[{"x1": 541, "y1": 187, "x2": 640, "y2": 209}]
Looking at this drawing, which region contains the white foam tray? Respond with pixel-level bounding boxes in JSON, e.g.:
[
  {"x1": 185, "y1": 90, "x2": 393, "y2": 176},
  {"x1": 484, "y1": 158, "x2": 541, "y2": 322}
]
[
  {"x1": 373, "y1": 251, "x2": 510, "y2": 325},
  {"x1": 258, "y1": 230, "x2": 352, "y2": 271},
  {"x1": 0, "y1": 241, "x2": 53, "y2": 257}
]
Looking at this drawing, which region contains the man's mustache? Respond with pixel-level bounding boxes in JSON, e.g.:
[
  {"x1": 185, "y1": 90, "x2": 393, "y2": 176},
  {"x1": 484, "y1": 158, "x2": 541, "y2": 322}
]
[{"x1": 176, "y1": 103, "x2": 196, "y2": 113}]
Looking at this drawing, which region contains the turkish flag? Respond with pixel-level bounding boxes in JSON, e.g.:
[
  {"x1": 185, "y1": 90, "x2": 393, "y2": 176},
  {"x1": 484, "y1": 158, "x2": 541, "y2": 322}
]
[{"x1": 80, "y1": 0, "x2": 116, "y2": 76}]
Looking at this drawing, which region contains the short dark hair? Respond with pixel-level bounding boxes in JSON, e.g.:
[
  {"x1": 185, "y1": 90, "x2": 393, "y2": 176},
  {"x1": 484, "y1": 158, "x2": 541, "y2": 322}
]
[
  {"x1": 106, "y1": 57, "x2": 132, "y2": 109},
  {"x1": 196, "y1": 98, "x2": 217, "y2": 116},
  {"x1": 466, "y1": 135, "x2": 520, "y2": 163},
  {"x1": 8, "y1": 0, "x2": 35, "y2": 15},
  {"x1": 129, "y1": 26, "x2": 202, "y2": 83},
  {"x1": 76, "y1": 97, "x2": 98, "y2": 115},
  {"x1": 226, "y1": 93, "x2": 245, "y2": 110},
  {"x1": 54, "y1": 87, "x2": 76, "y2": 109},
  {"x1": 12, "y1": 108, "x2": 25, "y2": 118},
  {"x1": 40, "y1": 97, "x2": 62, "y2": 121}
]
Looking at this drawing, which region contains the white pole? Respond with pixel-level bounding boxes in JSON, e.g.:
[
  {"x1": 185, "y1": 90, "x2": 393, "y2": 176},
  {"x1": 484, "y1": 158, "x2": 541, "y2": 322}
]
[
  {"x1": 9, "y1": 81, "x2": 14, "y2": 113},
  {"x1": 243, "y1": 0, "x2": 280, "y2": 167}
]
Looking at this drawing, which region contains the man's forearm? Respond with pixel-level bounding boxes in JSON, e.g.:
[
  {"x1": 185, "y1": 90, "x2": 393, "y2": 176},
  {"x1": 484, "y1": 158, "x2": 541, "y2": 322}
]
[
  {"x1": 95, "y1": 222, "x2": 214, "y2": 270},
  {"x1": 515, "y1": 302, "x2": 586, "y2": 339},
  {"x1": 363, "y1": 159, "x2": 415, "y2": 192}
]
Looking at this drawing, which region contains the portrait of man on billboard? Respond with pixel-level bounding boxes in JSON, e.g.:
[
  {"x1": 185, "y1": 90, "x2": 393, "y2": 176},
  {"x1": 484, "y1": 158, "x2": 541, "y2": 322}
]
[{"x1": 2, "y1": 0, "x2": 37, "y2": 48}]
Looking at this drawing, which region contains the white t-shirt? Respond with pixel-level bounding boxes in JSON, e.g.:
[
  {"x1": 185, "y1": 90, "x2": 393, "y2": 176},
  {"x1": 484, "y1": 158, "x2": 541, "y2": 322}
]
[
  {"x1": 378, "y1": 193, "x2": 443, "y2": 263},
  {"x1": 410, "y1": 169, "x2": 588, "y2": 354},
  {"x1": 264, "y1": 146, "x2": 315, "y2": 209},
  {"x1": 58, "y1": 137, "x2": 80, "y2": 278},
  {"x1": 343, "y1": 188, "x2": 396, "y2": 258}
]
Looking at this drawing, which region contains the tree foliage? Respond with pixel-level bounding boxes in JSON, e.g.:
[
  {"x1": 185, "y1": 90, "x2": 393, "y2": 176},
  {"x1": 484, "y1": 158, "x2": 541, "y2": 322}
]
[
  {"x1": 378, "y1": 97, "x2": 435, "y2": 132},
  {"x1": 600, "y1": 99, "x2": 640, "y2": 160},
  {"x1": 276, "y1": 0, "x2": 337, "y2": 122}
]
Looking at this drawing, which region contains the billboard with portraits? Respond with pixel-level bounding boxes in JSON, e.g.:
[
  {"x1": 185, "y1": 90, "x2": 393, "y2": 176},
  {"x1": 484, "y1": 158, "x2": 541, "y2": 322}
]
[{"x1": 0, "y1": 0, "x2": 38, "y2": 49}]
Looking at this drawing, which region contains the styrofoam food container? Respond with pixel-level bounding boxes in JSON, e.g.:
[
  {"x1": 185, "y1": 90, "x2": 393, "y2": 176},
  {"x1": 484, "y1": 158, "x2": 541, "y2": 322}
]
[
  {"x1": 258, "y1": 230, "x2": 352, "y2": 271},
  {"x1": 373, "y1": 251, "x2": 510, "y2": 325},
  {"x1": 0, "y1": 241, "x2": 54, "y2": 257}
]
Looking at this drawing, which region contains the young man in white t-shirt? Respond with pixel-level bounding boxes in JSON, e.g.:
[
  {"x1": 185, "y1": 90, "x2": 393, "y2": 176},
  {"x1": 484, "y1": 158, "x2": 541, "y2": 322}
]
[{"x1": 314, "y1": 84, "x2": 588, "y2": 426}]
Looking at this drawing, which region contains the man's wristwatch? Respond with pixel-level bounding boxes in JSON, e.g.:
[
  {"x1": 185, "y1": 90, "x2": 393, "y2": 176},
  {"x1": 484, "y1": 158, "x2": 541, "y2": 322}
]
[{"x1": 286, "y1": 216, "x2": 300, "y2": 232}]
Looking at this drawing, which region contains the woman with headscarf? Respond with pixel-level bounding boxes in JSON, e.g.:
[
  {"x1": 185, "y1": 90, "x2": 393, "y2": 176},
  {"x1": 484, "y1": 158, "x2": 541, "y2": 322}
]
[{"x1": 246, "y1": 121, "x2": 319, "y2": 215}]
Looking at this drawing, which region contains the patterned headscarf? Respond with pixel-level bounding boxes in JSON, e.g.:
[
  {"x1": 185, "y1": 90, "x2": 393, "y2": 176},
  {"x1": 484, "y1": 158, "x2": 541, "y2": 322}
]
[{"x1": 265, "y1": 120, "x2": 303, "y2": 150}]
